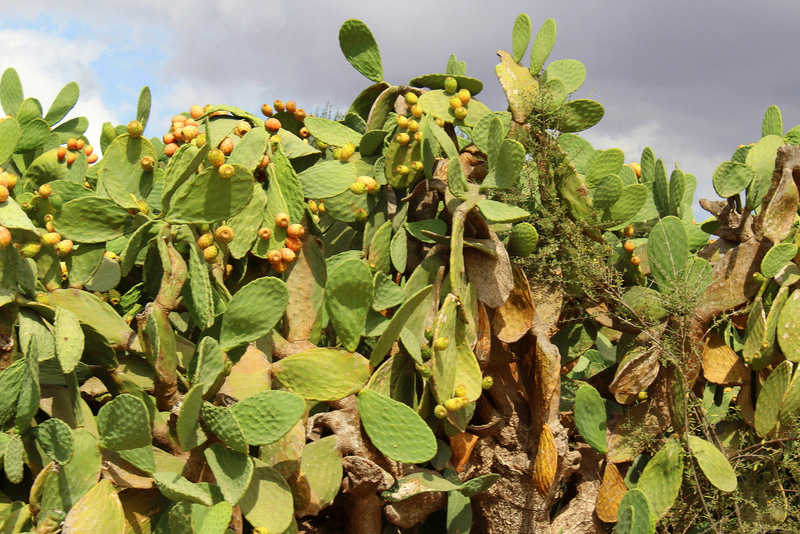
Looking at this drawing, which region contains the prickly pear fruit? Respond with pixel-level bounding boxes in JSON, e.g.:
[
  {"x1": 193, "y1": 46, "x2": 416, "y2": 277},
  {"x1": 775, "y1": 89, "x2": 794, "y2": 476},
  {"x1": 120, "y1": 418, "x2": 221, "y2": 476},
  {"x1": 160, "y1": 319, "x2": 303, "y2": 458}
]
[
  {"x1": 630, "y1": 162, "x2": 642, "y2": 178},
  {"x1": 280, "y1": 248, "x2": 296, "y2": 263},
  {"x1": 55, "y1": 240, "x2": 74, "y2": 256},
  {"x1": 127, "y1": 120, "x2": 143, "y2": 138},
  {"x1": 41, "y1": 232, "x2": 61, "y2": 247},
  {"x1": 234, "y1": 121, "x2": 252, "y2": 137},
  {"x1": 267, "y1": 249, "x2": 282, "y2": 265},
  {"x1": 204, "y1": 245, "x2": 219, "y2": 263},
  {"x1": 285, "y1": 237, "x2": 303, "y2": 252},
  {"x1": 405, "y1": 92, "x2": 419, "y2": 105},
  {"x1": 140, "y1": 156, "x2": 155, "y2": 171},
  {"x1": 0, "y1": 226, "x2": 10, "y2": 247},
  {"x1": 197, "y1": 233, "x2": 214, "y2": 249},
  {"x1": 434, "y1": 405, "x2": 448, "y2": 418},
  {"x1": 435, "y1": 118, "x2": 445, "y2": 128},
  {"x1": 356, "y1": 176, "x2": 378, "y2": 194},
  {"x1": 407, "y1": 119, "x2": 419, "y2": 132},
  {"x1": 220, "y1": 137, "x2": 234, "y2": 155},
  {"x1": 273, "y1": 100, "x2": 285, "y2": 113},
  {"x1": 457, "y1": 88, "x2": 471, "y2": 105},
  {"x1": 350, "y1": 181, "x2": 367, "y2": 195},
  {"x1": 637, "y1": 391, "x2": 648, "y2": 401},
  {"x1": 396, "y1": 132, "x2": 411, "y2": 145},
  {"x1": 190, "y1": 104, "x2": 204, "y2": 119},
  {"x1": 20, "y1": 241, "x2": 41, "y2": 258},
  {"x1": 265, "y1": 118, "x2": 281, "y2": 132},
  {"x1": 275, "y1": 213, "x2": 290, "y2": 228},
  {"x1": 182, "y1": 125, "x2": 200, "y2": 142},
  {"x1": 630, "y1": 255, "x2": 641, "y2": 267},
  {"x1": 454, "y1": 106, "x2": 468, "y2": 121},
  {"x1": 261, "y1": 104, "x2": 274, "y2": 117},
  {"x1": 455, "y1": 384, "x2": 467, "y2": 398},
  {"x1": 450, "y1": 95, "x2": 463, "y2": 110},
  {"x1": 411, "y1": 104, "x2": 423, "y2": 118},
  {"x1": 417, "y1": 365, "x2": 433, "y2": 379},
  {"x1": 0, "y1": 185, "x2": 7, "y2": 202},
  {"x1": 339, "y1": 142, "x2": 356, "y2": 162},
  {"x1": 396, "y1": 115, "x2": 409, "y2": 128},
  {"x1": 215, "y1": 225, "x2": 234, "y2": 245},
  {"x1": 208, "y1": 148, "x2": 225, "y2": 167},
  {"x1": 218, "y1": 164, "x2": 235, "y2": 179},
  {"x1": 258, "y1": 227, "x2": 272, "y2": 240},
  {"x1": 57, "y1": 146, "x2": 67, "y2": 161},
  {"x1": 411, "y1": 161, "x2": 424, "y2": 172},
  {"x1": 481, "y1": 376, "x2": 494, "y2": 389},
  {"x1": 623, "y1": 241, "x2": 636, "y2": 253},
  {"x1": 444, "y1": 76, "x2": 458, "y2": 94},
  {"x1": 299, "y1": 127, "x2": 310, "y2": 138},
  {"x1": 294, "y1": 109, "x2": 307, "y2": 122},
  {"x1": 107, "y1": 288, "x2": 121, "y2": 305},
  {"x1": 66, "y1": 151, "x2": 78, "y2": 165},
  {"x1": 355, "y1": 208, "x2": 368, "y2": 223},
  {"x1": 164, "y1": 143, "x2": 179, "y2": 157},
  {"x1": 623, "y1": 225, "x2": 635, "y2": 238},
  {"x1": 273, "y1": 260, "x2": 288, "y2": 273},
  {"x1": 286, "y1": 224, "x2": 305, "y2": 239},
  {"x1": 395, "y1": 164, "x2": 409, "y2": 176},
  {"x1": 507, "y1": 222, "x2": 538, "y2": 257},
  {"x1": 87, "y1": 153, "x2": 98, "y2": 164},
  {"x1": 285, "y1": 101, "x2": 297, "y2": 114},
  {"x1": 433, "y1": 337, "x2": 450, "y2": 351},
  {"x1": 444, "y1": 397, "x2": 468, "y2": 412}
]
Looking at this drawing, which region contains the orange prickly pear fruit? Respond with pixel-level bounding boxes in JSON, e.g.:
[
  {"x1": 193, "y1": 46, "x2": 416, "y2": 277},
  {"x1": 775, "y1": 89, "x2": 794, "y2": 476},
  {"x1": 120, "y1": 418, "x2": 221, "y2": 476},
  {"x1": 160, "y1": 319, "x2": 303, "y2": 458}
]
[
  {"x1": 162, "y1": 132, "x2": 175, "y2": 144},
  {"x1": 299, "y1": 127, "x2": 310, "y2": 138},
  {"x1": 55, "y1": 240, "x2": 74, "y2": 256},
  {"x1": 273, "y1": 100, "x2": 285, "y2": 113},
  {"x1": 66, "y1": 152, "x2": 77, "y2": 165},
  {"x1": 629, "y1": 162, "x2": 642, "y2": 178},
  {"x1": 57, "y1": 146, "x2": 67, "y2": 161},
  {"x1": 87, "y1": 153, "x2": 98, "y2": 164},
  {"x1": 214, "y1": 225, "x2": 234, "y2": 244},
  {"x1": 83, "y1": 145, "x2": 94, "y2": 156},
  {"x1": 285, "y1": 101, "x2": 297, "y2": 114},
  {"x1": 623, "y1": 224, "x2": 634, "y2": 238},
  {"x1": 234, "y1": 120, "x2": 251, "y2": 137},
  {"x1": 0, "y1": 226, "x2": 10, "y2": 247},
  {"x1": 164, "y1": 143, "x2": 179, "y2": 157},
  {"x1": 286, "y1": 223, "x2": 305, "y2": 239},
  {"x1": 280, "y1": 247, "x2": 296, "y2": 263},
  {"x1": 0, "y1": 185, "x2": 8, "y2": 203},
  {"x1": 630, "y1": 254, "x2": 641, "y2": 266},
  {"x1": 190, "y1": 105, "x2": 205, "y2": 119},
  {"x1": 261, "y1": 104, "x2": 274, "y2": 117},
  {"x1": 267, "y1": 249, "x2": 282, "y2": 264},
  {"x1": 38, "y1": 183, "x2": 53, "y2": 198},
  {"x1": 285, "y1": 236, "x2": 303, "y2": 252},
  {"x1": 265, "y1": 118, "x2": 281, "y2": 132},
  {"x1": 67, "y1": 138, "x2": 77, "y2": 150},
  {"x1": 219, "y1": 137, "x2": 234, "y2": 155},
  {"x1": 623, "y1": 241, "x2": 635, "y2": 253},
  {"x1": 275, "y1": 213, "x2": 290, "y2": 228},
  {"x1": 457, "y1": 88, "x2": 471, "y2": 105},
  {"x1": 258, "y1": 227, "x2": 272, "y2": 240}
]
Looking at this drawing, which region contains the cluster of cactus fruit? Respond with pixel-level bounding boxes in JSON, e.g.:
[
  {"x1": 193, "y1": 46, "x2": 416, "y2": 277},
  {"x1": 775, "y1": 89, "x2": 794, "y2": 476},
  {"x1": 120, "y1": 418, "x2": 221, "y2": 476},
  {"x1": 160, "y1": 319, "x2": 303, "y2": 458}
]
[{"x1": 0, "y1": 12, "x2": 799, "y2": 534}]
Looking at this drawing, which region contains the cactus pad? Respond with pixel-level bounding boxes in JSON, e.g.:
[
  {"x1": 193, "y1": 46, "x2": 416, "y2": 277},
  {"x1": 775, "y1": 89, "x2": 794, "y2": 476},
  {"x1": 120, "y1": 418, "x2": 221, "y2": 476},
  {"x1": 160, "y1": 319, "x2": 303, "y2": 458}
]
[
  {"x1": 688, "y1": 436, "x2": 737, "y2": 492},
  {"x1": 230, "y1": 390, "x2": 305, "y2": 445},
  {"x1": 204, "y1": 443, "x2": 254, "y2": 505},
  {"x1": 573, "y1": 384, "x2": 607, "y2": 453},
  {"x1": 219, "y1": 276, "x2": 288, "y2": 351},
  {"x1": 97, "y1": 393, "x2": 152, "y2": 451},
  {"x1": 272, "y1": 348, "x2": 371, "y2": 401}
]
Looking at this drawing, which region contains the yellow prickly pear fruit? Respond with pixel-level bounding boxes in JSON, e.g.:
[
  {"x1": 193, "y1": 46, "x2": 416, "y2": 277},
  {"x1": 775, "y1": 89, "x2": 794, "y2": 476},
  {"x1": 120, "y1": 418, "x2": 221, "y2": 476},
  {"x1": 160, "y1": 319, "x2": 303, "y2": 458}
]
[
  {"x1": 454, "y1": 106, "x2": 467, "y2": 121},
  {"x1": 197, "y1": 233, "x2": 214, "y2": 249},
  {"x1": 267, "y1": 249, "x2": 282, "y2": 265},
  {"x1": 404, "y1": 92, "x2": 418, "y2": 105},
  {"x1": 457, "y1": 88, "x2": 471, "y2": 105},
  {"x1": 481, "y1": 376, "x2": 494, "y2": 389},
  {"x1": 280, "y1": 247, "x2": 296, "y2": 263},
  {"x1": 434, "y1": 405, "x2": 448, "y2": 418},
  {"x1": 20, "y1": 241, "x2": 41, "y2": 258},
  {"x1": 629, "y1": 162, "x2": 642, "y2": 178},
  {"x1": 339, "y1": 142, "x2": 356, "y2": 162},
  {"x1": 623, "y1": 241, "x2": 636, "y2": 253},
  {"x1": 396, "y1": 115, "x2": 409, "y2": 128},
  {"x1": 208, "y1": 148, "x2": 225, "y2": 167},
  {"x1": 411, "y1": 161, "x2": 424, "y2": 172},
  {"x1": 630, "y1": 254, "x2": 641, "y2": 267},
  {"x1": 38, "y1": 183, "x2": 53, "y2": 199},
  {"x1": 395, "y1": 165, "x2": 409, "y2": 176},
  {"x1": 218, "y1": 164, "x2": 235, "y2": 179},
  {"x1": 214, "y1": 225, "x2": 234, "y2": 245},
  {"x1": 637, "y1": 391, "x2": 648, "y2": 401},
  {"x1": 54, "y1": 240, "x2": 74, "y2": 256},
  {"x1": 41, "y1": 232, "x2": 61, "y2": 247},
  {"x1": 182, "y1": 124, "x2": 200, "y2": 142},
  {"x1": 203, "y1": 245, "x2": 219, "y2": 263},
  {"x1": 407, "y1": 119, "x2": 419, "y2": 132},
  {"x1": 444, "y1": 397, "x2": 464, "y2": 412},
  {"x1": 433, "y1": 337, "x2": 449, "y2": 351},
  {"x1": 449, "y1": 95, "x2": 462, "y2": 110},
  {"x1": 261, "y1": 104, "x2": 274, "y2": 117},
  {"x1": 454, "y1": 384, "x2": 467, "y2": 398},
  {"x1": 350, "y1": 181, "x2": 367, "y2": 195},
  {"x1": 0, "y1": 184, "x2": 8, "y2": 202},
  {"x1": 396, "y1": 132, "x2": 410, "y2": 145},
  {"x1": 273, "y1": 100, "x2": 285, "y2": 113},
  {"x1": 234, "y1": 120, "x2": 251, "y2": 137},
  {"x1": 308, "y1": 199, "x2": 318, "y2": 213},
  {"x1": 140, "y1": 156, "x2": 155, "y2": 171},
  {"x1": 127, "y1": 120, "x2": 143, "y2": 138},
  {"x1": 410, "y1": 104, "x2": 423, "y2": 118},
  {"x1": 275, "y1": 213, "x2": 290, "y2": 228}
]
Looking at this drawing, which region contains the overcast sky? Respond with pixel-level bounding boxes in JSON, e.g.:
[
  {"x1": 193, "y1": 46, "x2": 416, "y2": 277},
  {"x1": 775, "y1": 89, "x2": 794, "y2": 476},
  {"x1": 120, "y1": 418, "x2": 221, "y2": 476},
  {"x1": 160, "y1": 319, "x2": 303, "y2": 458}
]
[{"x1": 2, "y1": 1, "x2": 799, "y2": 217}]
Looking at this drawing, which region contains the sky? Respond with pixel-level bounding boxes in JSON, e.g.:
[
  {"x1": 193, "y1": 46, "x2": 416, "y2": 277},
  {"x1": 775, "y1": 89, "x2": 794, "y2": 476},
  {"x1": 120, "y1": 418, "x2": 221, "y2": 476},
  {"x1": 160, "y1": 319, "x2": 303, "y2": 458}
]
[{"x1": 1, "y1": 1, "x2": 799, "y2": 218}]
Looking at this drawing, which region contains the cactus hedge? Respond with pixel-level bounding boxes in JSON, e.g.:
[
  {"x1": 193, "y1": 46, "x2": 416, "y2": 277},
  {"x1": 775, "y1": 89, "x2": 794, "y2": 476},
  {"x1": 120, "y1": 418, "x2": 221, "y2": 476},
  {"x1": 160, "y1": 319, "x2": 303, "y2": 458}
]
[{"x1": 0, "y1": 12, "x2": 799, "y2": 534}]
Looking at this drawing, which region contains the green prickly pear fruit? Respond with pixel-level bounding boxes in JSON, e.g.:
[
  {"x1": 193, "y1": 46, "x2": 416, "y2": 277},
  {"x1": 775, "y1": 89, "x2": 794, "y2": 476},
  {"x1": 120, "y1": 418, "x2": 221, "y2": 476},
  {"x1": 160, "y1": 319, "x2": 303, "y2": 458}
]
[
  {"x1": 637, "y1": 391, "x2": 648, "y2": 401},
  {"x1": 55, "y1": 240, "x2": 74, "y2": 256},
  {"x1": 203, "y1": 245, "x2": 219, "y2": 263},
  {"x1": 457, "y1": 88, "x2": 471, "y2": 105},
  {"x1": 396, "y1": 115, "x2": 409, "y2": 128},
  {"x1": 481, "y1": 376, "x2": 494, "y2": 389},
  {"x1": 215, "y1": 225, "x2": 234, "y2": 245},
  {"x1": 332, "y1": 147, "x2": 341, "y2": 159},
  {"x1": 220, "y1": 137, "x2": 234, "y2": 155},
  {"x1": 424, "y1": 328, "x2": 434, "y2": 343},
  {"x1": 261, "y1": 103, "x2": 274, "y2": 117},
  {"x1": 339, "y1": 142, "x2": 356, "y2": 162},
  {"x1": 208, "y1": 148, "x2": 225, "y2": 167},
  {"x1": 454, "y1": 106, "x2": 467, "y2": 121},
  {"x1": 417, "y1": 365, "x2": 432, "y2": 379},
  {"x1": 265, "y1": 118, "x2": 281, "y2": 132},
  {"x1": 433, "y1": 337, "x2": 449, "y2": 351},
  {"x1": 455, "y1": 384, "x2": 467, "y2": 398},
  {"x1": 0, "y1": 184, "x2": 8, "y2": 202},
  {"x1": 753, "y1": 272, "x2": 767, "y2": 284},
  {"x1": 41, "y1": 232, "x2": 61, "y2": 247},
  {"x1": 404, "y1": 92, "x2": 418, "y2": 105},
  {"x1": 275, "y1": 212, "x2": 290, "y2": 228},
  {"x1": 350, "y1": 181, "x2": 368, "y2": 195},
  {"x1": 421, "y1": 345, "x2": 432, "y2": 360},
  {"x1": 0, "y1": 226, "x2": 10, "y2": 247},
  {"x1": 449, "y1": 95, "x2": 462, "y2": 110},
  {"x1": 444, "y1": 397, "x2": 465, "y2": 412},
  {"x1": 140, "y1": 156, "x2": 155, "y2": 171},
  {"x1": 234, "y1": 120, "x2": 251, "y2": 137},
  {"x1": 395, "y1": 164, "x2": 410, "y2": 176},
  {"x1": 197, "y1": 233, "x2": 214, "y2": 249},
  {"x1": 38, "y1": 183, "x2": 53, "y2": 198},
  {"x1": 107, "y1": 288, "x2": 121, "y2": 306},
  {"x1": 190, "y1": 104, "x2": 204, "y2": 119},
  {"x1": 127, "y1": 120, "x2": 143, "y2": 137},
  {"x1": 20, "y1": 241, "x2": 41, "y2": 258},
  {"x1": 194, "y1": 133, "x2": 207, "y2": 147},
  {"x1": 507, "y1": 222, "x2": 539, "y2": 257},
  {"x1": 317, "y1": 140, "x2": 328, "y2": 151},
  {"x1": 434, "y1": 405, "x2": 448, "y2": 418},
  {"x1": 355, "y1": 208, "x2": 368, "y2": 223},
  {"x1": 218, "y1": 163, "x2": 235, "y2": 179},
  {"x1": 258, "y1": 227, "x2": 271, "y2": 240},
  {"x1": 444, "y1": 76, "x2": 458, "y2": 94},
  {"x1": 396, "y1": 132, "x2": 411, "y2": 145}
]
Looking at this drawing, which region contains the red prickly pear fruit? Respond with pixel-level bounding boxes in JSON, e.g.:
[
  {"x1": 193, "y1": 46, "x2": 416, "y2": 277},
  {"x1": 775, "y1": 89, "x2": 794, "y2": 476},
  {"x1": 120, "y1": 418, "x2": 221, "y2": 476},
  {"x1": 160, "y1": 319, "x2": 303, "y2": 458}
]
[
  {"x1": 457, "y1": 88, "x2": 471, "y2": 105},
  {"x1": 481, "y1": 376, "x2": 494, "y2": 389},
  {"x1": 267, "y1": 249, "x2": 282, "y2": 264},
  {"x1": 410, "y1": 104, "x2": 423, "y2": 118},
  {"x1": 294, "y1": 109, "x2": 306, "y2": 122},
  {"x1": 189, "y1": 105, "x2": 205, "y2": 119},
  {"x1": 630, "y1": 254, "x2": 641, "y2": 266},
  {"x1": 234, "y1": 120, "x2": 251, "y2": 137},
  {"x1": 197, "y1": 233, "x2": 214, "y2": 249},
  {"x1": 0, "y1": 185, "x2": 8, "y2": 203},
  {"x1": 163, "y1": 132, "x2": 175, "y2": 144},
  {"x1": 164, "y1": 143, "x2": 179, "y2": 157},
  {"x1": 55, "y1": 240, "x2": 74, "y2": 256},
  {"x1": 395, "y1": 164, "x2": 409, "y2": 176},
  {"x1": 339, "y1": 143, "x2": 356, "y2": 162},
  {"x1": 57, "y1": 146, "x2": 67, "y2": 161},
  {"x1": 286, "y1": 223, "x2": 305, "y2": 239},
  {"x1": 299, "y1": 127, "x2": 310, "y2": 138},
  {"x1": 182, "y1": 124, "x2": 200, "y2": 142},
  {"x1": 454, "y1": 384, "x2": 467, "y2": 398},
  {"x1": 87, "y1": 153, "x2": 99, "y2": 164},
  {"x1": 218, "y1": 163, "x2": 235, "y2": 179},
  {"x1": 265, "y1": 118, "x2": 281, "y2": 132},
  {"x1": 623, "y1": 224, "x2": 634, "y2": 238},
  {"x1": 395, "y1": 133, "x2": 410, "y2": 145},
  {"x1": 454, "y1": 106, "x2": 467, "y2": 121},
  {"x1": 67, "y1": 138, "x2": 77, "y2": 150},
  {"x1": 66, "y1": 152, "x2": 77, "y2": 166},
  {"x1": 275, "y1": 213, "x2": 290, "y2": 228},
  {"x1": 407, "y1": 119, "x2": 419, "y2": 132},
  {"x1": 41, "y1": 232, "x2": 61, "y2": 246},
  {"x1": 203, "y1": 245, "x2": 219, "y2": 263},
  {"x1": 395, "y1": 115, "x2": 409, "y2": 128},
  {"x1": 273, "y1": 100, "x2": 285, "y2": 113},
  {"x1": 127, "y1": 121, "x2": 143, "y2": 138},
  {"x1": 20, "y1": 241, "x2": 42, "y2": 258},
  {"x1": 219, "y1": 137, "x2": 234, "y2": 155},
  {"x1": 280, "y1": 247, "x2": 296, "y2": 263},
  {"x1": 208, "y1": 148, "x2": 225, "y2": 167},
  {"x1": 214, "y1": 225, "x2": 234, "y2": 244},
  {"x1": 140, "y1": 156, "x2": 155, "y2": 171},
  {"x1": 261, "y1": 104, "x2": 274, "y2": 117},
  {"x1": 83, "y1": 145, "x2": 94, "y2": 157},
  {"x1": 404, "y1": 92, "x2": 418, "y2": 105},
  {"x1": 435, "y1": 118, "x2": 445, "y2": 127},
  {"x1": 38, "y1": 183, "x2": 53, "y2": 199},
  {"x1": 258, "y1": 227, "x2": 272, "y2": 240},
  {"x1": 433, "y1": 337, "x2": 449, "y2": 351},
  {"x1": 0, "y1": 226, "x2": 10, "y2": 247},
  {"x1": 623, "y1": 241, "x2": 635, "y2": 253},
  {"x1": 285, "y1": 236, "x2": 303, "y2": 252},
  {"x1": 434, "y1": 405, "x2": 448, "y2": 418},
  {"x1": 285, "y1": 101, "x2": 297, "y2": 114},
  {"x1": 449, "y1": 95, "x2": 462, "y2": 110},
  {"x1": 444, "y1": 76, "x2": 458, "y2": 94},
  {"x1": 350, "y1": 181, "x2": 367, "y2": 195}
]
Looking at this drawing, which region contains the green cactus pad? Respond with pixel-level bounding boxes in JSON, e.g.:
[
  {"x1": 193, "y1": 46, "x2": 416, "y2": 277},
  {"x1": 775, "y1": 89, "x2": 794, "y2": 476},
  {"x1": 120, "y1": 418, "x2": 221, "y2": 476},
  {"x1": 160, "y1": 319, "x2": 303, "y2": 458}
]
[
  {"x1": 755, "y1": 360, "x2": 792, "y2": 437},
  {"x1": 482, "y1": 138, "x2": 525, "y2": 191},
  {"x1": 573, "y1": 384, "x2": 608, "y2": 454},
  {"x1": 188, "y1": 337, "x2": 225, "y2": 396},
  {"x1": 304, "y1": 116, "x2": 362, "y2": 147},
  {"x1": 761, "y1": 243, "x2": 798, "y2": 278},
  {"x1": 506, "y1": 222, "x2": 539, "y2": 257},
  {"x1": 53, "y1": 196, "x2": 135, "y2": 243},
  {"x1": 762, "y1": 104, "x2": 783, "y2": 137},
  {"x1": 616, "y1": 488, "x2": 656, "y2": 534},
  {"x1": 240, "y1": 459, "x2": 294, "y2": 533},
  {"x1": 475, "y1": 198, "x2": 529, "y2": 223},
  {"x1": 370, "y1": 285, "x2": 433, "y2": 366},
  {"x1": 382, "y1": 471, "x2": 461, "y2": 502},
  {"x1": 165, "y1": 164, "x2": 254, "y2": 224},
  {"x1": 542, "y1": 59, "x2": 586, "y2": 94},
  {"x1": 688, "y1": 436, "x2": 737, "y2": 492},
  {"x1": 176, "y1": 384, "x2": 206, "y2": 452},
  {"x1": 204, "y1": 443, "x2": 253, "y2": 505},
  {"x1": 153, "y1": 472, "x2": 213, "y2": 506},
  {"x1": 372, "y1": 271, "x2": 406, "y2": 311},
  {"x1": 585, "y1": 148, "x2": 624, "y2": 188},
  {"x1": 325, "y1": 257, "x2": 373, "y2": 351},
  {"x1": 647, "y1": 216, "x2": 688, "y2": 292},
  {"x1": 472, "y1": 112, "x2": 512, "y2": 155},
  {"x1": 511, "y1": 13, "x2": 532, "y2": 63},
  {"x1": 1, "y1": 67, "x2": 23, "y2": 115},
  {"x1": 15, "y1": 353, "x2": 40, "y2": 433},
  {"x1": 712, "y1": 161, "x2": 756, "y2": 198},
  {"x1": 298, "y1": 435, "x2": 343, "y2": 514},
  {"x1": 4, "y1": 433, "x2": 24, "y2": 484},
  {"x1": 227, "y1": 127, "x2": 270, "y2": 171},
  {"x1": 529, "y1": 18, "x2": 556, "y2": 74},
  {"x1": 230, "y1": 390, "x2": 305, "y2": 445},
  {"x1": 779, "y1": 364, "x2": 800, "y2": 421},
  {"x1": 61, "y1": 479, "x2": 125, "y2": 534},
  {"x1": 39, "y1": 428, "x2": 102, "y2": 518},
  {"x1": 339, "y1": 19, "x2": 383, "y2": 83},
  {"x1": 219, "y1": 276, "x2": 288, "y2": 351},
  {"x1": 161, "y1": 143, "x2": 209, "y2": 211},
  {"x1": 743, "y1": 296, "x2": 769, "y2": 367},
  {"x1": 96, "y1": 134, "x2": 158, "y2": 201},
  {"x1": 555, "y1": 99, "x2": 604, "y2": 133},
  {"x1": 407, "y1": 74, "x2": 483, "y2": 96},
  {"x1": 778, "y1": 289, "x2": 800, "y2": 362},
  {"x1": 357, "y1": 388, "x2": 437, "y2": 463},
  {"x1": 637, "y1": 434, "x2": 683, "y2": 519},
  {"x1": 745, "y1": 134, "x2": 784, "y2": 209},
  {"x1": 431, "y1": 294, "x2": 459, "y2": 402},
  {"x1": 418, "y1": 90, "x2": 491, "y2": 128},
  {"x1": 201, "y1": 403, "x2": 248, "y2": 453},
  {"x1": 272, "y1": 348, "x2": 370, "y2": 401},
  {"x1": 17, "y1": 117, "x2": 49, "y2": 150},
  {"x1": 97, "y1": 393, "x2": 152, "y2": 451},
  {"x1": 0, "y1": 359, "x2": 24, "y2": 426},
  {"x1": 0, "y1": 115, "x2": 20, "y2": 164},
  {"x1": 591, "y1": 174, "x2": 623, "y2": 210},
  {"x1": 31, "y1": 417, "x2": 74, "y2": 464},
  {"x1": 495, "y1": 50, "x2": 538, "y2": 123},
  {"x1": 454, "y1": 342, "x2": 483, "y2": 403}
]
